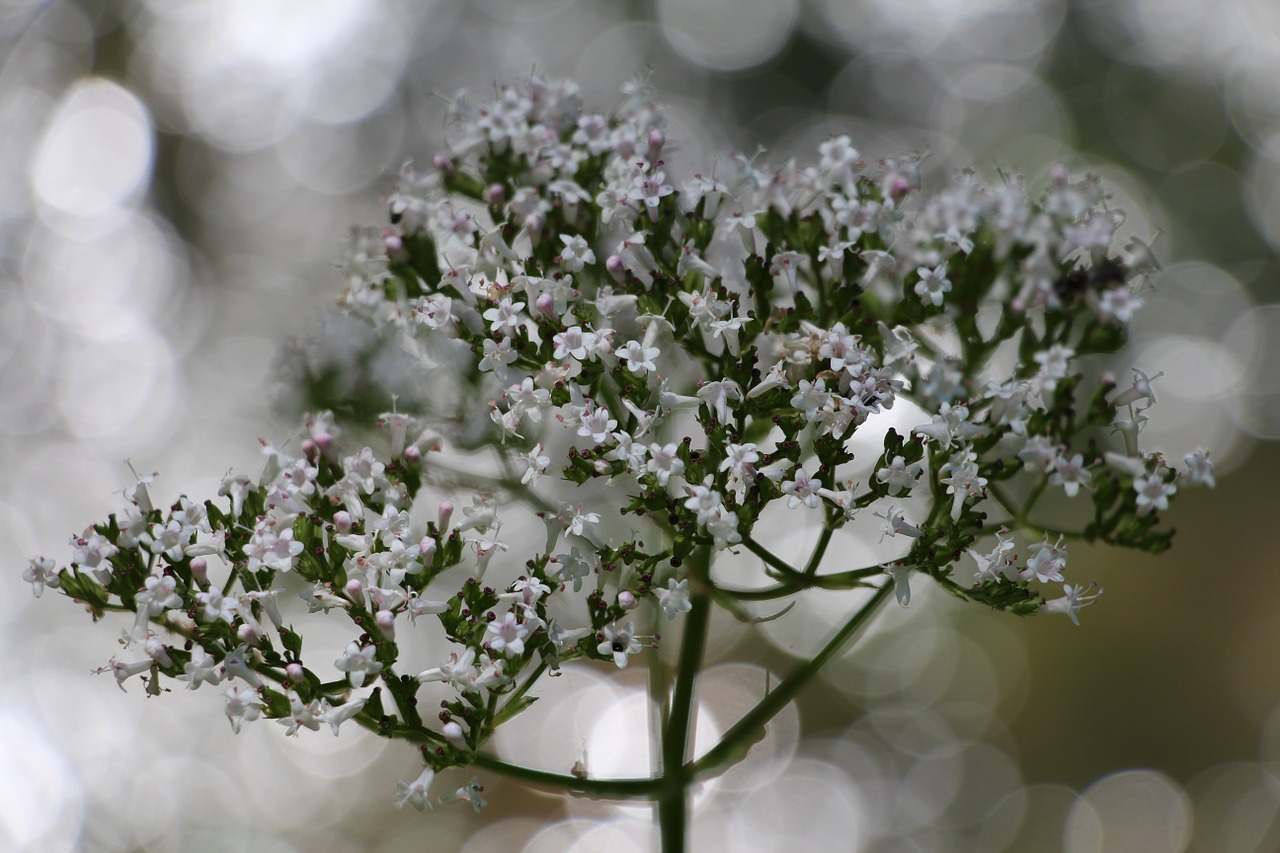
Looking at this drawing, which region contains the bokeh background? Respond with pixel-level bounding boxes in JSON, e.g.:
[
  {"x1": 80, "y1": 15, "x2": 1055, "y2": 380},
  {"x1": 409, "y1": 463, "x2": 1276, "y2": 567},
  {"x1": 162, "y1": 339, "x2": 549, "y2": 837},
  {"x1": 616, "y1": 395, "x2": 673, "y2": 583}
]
[{"x1": 3, "y1": 0, "x2": 1280, "y2": 850}]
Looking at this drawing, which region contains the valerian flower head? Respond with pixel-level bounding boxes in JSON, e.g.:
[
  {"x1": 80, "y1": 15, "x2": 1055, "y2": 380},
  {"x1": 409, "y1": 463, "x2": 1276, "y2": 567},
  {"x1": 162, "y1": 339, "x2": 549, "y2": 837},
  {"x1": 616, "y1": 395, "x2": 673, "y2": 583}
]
[{"x1": 24, "y1": 73, "x2": 1209, "y2": 833}]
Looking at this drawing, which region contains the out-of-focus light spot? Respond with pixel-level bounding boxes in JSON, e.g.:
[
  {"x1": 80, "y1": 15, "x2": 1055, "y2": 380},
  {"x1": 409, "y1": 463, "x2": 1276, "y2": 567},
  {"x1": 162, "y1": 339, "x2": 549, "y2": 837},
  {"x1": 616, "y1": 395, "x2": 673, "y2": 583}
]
[
  {"x1": 22, "y1": 215, "x2": 182, "y2": 341},
  {"x1": 981, "y1": 784, "x2": 1082, "y2": 851},
  {"x1": 816, "y1": 0, "x2": 1054, "y2": 60},
  {"x1": 1115, "y1": 0, "x2": 1280, "y2": 69},
  {"x1": 725, "y1": 757, "x2": 867, "y2": 850},
  {"x1": 1224, "y1": 64, "x2": 1280, "y2": 153},
  {"x1": 1184, "y1": 762, "x2": 1280, "y2": 852},
  {"x1": 658, "y1": 0, "x2": 798, "y2": 72},
  {"x1": 1224, "y1": 304, "x2": 1280, "y2": 440},
  {"x1": 827, "y1": 610, "x2": 956, "y2": 706},
  {"x1": 1242, "y1": 132, "x2": 1280, "y2": 253},
  {"x1": 523, "y1": 819, "x2": 608, "y2": 853},
  {"x1": 1132, "y1": 336, "x2": 1246, "y2": 464},
  {"x1": 214, "y1": 0, "x2": 372, "y2": 67},
  {"x1": 576, "y1": 24, "x2": 711, "y2": 112},
  {"x1": 585, "y1": 688, "x2": 719, "y2": 788},
  {"x1": 31, "y1": 78, "x2": 154, "y2": 219},
  {"x1": 941, "y1": 62, "x2": 1038, "y2": 103},
  {"x1": 1104, "y1": 65, "x2": 1226, "y2": 171},
  {"x1": 897, "y1": 742, "x2": 966, "y2": 829},
  {"x1": 491, "y1": 663, "x2": 620, "y2": 772},
  {"x1": 569, "y1": 820, "x2": 654, "y2": 852},
  {"x1": 270, "y1": 715, "x2": 388, "y2": 780},
  {"x1": 464, "y1": 818, "x2": 544, "y2": 853},
  {"x1": 1065, "y1": 770, "x2": 1191, "y2": 853},
  {"x1": 1132, "y1": 262, "x2": 1252, "y2": 343},
  {"x1": 275, "y1": 105, "x2": 406, "y2": 195},
  {"x1": 303, "y1": 60, "x2": 400, "y2": 125},
  {"x1": 0, "y1": 711, "x2": 83, "y2": 852},
  {"x1": 695, "y1": 663, "x2": 799, "y2": 793},
  {"x1": 472, "y1": 0, "x2": 577, "y2": 23},
  {"x1": 54, "y1": 327, "x2": 176, "y2": 440}
]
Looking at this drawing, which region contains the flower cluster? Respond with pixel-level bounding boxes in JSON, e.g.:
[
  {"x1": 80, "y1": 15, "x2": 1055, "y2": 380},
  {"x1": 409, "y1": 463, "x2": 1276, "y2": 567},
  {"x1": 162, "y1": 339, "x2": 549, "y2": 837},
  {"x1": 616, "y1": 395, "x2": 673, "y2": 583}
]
[{"x1": 26, "y1": 75, "x2": 1212, "y2": 816}]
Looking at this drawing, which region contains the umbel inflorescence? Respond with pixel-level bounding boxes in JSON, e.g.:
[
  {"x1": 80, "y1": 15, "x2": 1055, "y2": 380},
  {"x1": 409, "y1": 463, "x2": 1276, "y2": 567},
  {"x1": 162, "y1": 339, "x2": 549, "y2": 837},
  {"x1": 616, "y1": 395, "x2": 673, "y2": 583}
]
[{"x1": 26, "y1": 75, "x2": 1211, "y2": 820}]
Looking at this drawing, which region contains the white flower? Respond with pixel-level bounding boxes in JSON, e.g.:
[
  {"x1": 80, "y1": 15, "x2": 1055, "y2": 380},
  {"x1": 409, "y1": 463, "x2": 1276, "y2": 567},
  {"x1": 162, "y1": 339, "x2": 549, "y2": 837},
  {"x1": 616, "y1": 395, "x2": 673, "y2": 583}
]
[
  {"x1": 483, "y1": 611, "x2": 530, "y2": 659},
  {"x1": 559, "y1": 234, "x2": 596, "y2": 272},
  {"x1": 1041, "y1": 582, "x2": 1103, "y2": 626},
  {"x1": 656, "y1": 579, "x2": 692, "y2": 621},
  {"x1": 780, "y1": 467, "x2": 822, "y2": 509},
  {"x1": 1134, "y1": 473, "x2": 1176, "y2": 514},
  {"x1": 598, "y1": 621, "x2": 642, "y2": 668},
  {"x1": 875, "y1": 456, "x2": 923, "y2": 496},
  {"x1": 395, "y1": 767, "x2": 435, "y2": 812},
  {"x1": 914, "y1": 264, "x2": 952, "y2": 306},
  {"x1": 1183, "y1": 449, "x2": 1214, "y2": 488},
  {"x1": 335, "y1": 641, "x2": 384, "y2": 688}
]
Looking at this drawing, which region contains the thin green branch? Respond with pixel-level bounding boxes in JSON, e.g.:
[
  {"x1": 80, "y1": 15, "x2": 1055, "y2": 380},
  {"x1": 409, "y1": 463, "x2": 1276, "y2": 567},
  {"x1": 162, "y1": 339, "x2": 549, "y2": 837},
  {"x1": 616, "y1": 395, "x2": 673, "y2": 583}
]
[
  {"x1": 689, "y1": 580, "x2": 894, "y2": 780},
  {"x1": 741, "y1": 534, "x2": 801, "y2": 578},
  {"x1": 469, "y1": 752, "x2": 662, "y2": 798}
]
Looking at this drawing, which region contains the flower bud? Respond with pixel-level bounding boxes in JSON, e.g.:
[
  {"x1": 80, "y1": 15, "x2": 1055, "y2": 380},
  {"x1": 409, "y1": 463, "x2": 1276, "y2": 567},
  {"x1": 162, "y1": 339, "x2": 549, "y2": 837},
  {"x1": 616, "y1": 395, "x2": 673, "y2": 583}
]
[
  {"x1": 487, "y1": 184, "x2": 505, "y2": 204},
  {"x1": 190, "y1": 557, "x2": 208, "y2": 586},
  {"x1": 606, "y1": 254, "x2": 627, "y2": 284},
  {"x1": 618, "y1": 590, "x2": 638, "y2": 610},
  {"x1": 442, "y1": 720, "x2": 467, "y2": 750},
  {"x1": 432, "y1": 153, "x2": 452, "y2": 173},
  {"x1": 345, "y1": 578, "x2": 364, "y2": 600},
  {"x1": 535, "y1": 292, "x2": 557, "y2": 320},
  {"x1": 404, "y1": 444, "x2": 422, "y2": 463},
  {"x1": 286, "y1": 662, "x2": 305, "y2": 683},
  {"x1": 646, "y1": 130, "x2": 665, "y2": 163},
  {"x1": 438, "y1": 501, "x2": 454, "y2": 532},
  {"x1": 375, "y1": 609, "x2": 396, "y2": 641},
  {"x1": 334, "y1": 511, "x2": 353, "y2": 534}
]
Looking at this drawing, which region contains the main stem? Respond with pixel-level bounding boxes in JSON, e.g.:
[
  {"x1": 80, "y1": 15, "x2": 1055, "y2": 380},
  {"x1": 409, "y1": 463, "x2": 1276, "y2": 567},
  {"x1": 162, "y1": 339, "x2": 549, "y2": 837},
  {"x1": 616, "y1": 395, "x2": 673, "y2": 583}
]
[{"x1": 657, "y1": 546, "x2": 713, "y2": 853}]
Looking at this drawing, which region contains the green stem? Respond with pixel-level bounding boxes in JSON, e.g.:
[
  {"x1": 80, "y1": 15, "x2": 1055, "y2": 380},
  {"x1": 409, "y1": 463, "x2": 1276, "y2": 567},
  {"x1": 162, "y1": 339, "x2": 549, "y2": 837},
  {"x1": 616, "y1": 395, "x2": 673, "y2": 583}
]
[
  {"x1": 713, "y1": 565, "x2": 884, "y2": 601},
  {"x1": 648, "y1": 601, "x2": 668, "y2": 780},
  {"x1": 741, "y1": 535, "x2": 802, "y2": 578},
  {"x1": 689, "y1": 580, "x2": 893, "y2": 779},
  {"x1": 802, "y1": 519, "x2": 835, "y2": 577},
  {"x1": 469, "y1": 752, "x2": 662, "y2": 798},
  {"x1": 659, "y1": 546, "x2": 713, "y2": 853}
]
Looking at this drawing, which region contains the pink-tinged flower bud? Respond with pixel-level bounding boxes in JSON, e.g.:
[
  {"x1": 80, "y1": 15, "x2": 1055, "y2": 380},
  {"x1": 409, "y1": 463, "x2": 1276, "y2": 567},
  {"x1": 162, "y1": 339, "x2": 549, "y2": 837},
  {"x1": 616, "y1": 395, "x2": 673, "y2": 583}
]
[
  {"x1": 594, "y1": 460, "x2": 611, "y2": 475},
  {"x1": 334, "y1": 511, "x2": 353, "y2": 534},
  {"x1": 646, "y1": 129, "x2": 665, "y2": 161},
  {"x1": 618, "y1": 590, "x2": 638, "y2": 610},
  {"x1": 433, "y1": 153, "x2": 453, "y2": 173},
  {"x1": 190, "y1": 557, "x2": 208, "y2": 586},
  {"x1": 345, "y1": 578, "x2": 364, "y2": 600},
  {"x1": 487, "y1": 184, "x2": 506, "y2": 204},
  {"x1": 301, "y1": 438, "x2": 317, "y2": 458},
  {"x1": 314, "y1": 432, "x2": 333, "y2": 452},
  {"x1": 420, "y1": 537, "x2": 438, "y2": 559},
  {"x1": 889, "y1": 176, "x2": 912, "y2": 201},
  {"x1": 442, "y1": 720, "x2": 467, "y2": 750},
  {"x1": 237, "y1": 623, "x2": 259, "y2": 644},
  {"x1": 383, "y1": 230, "x2": 404, "y2": 256},
  {"x1": 1051, "y1": 162, "x2": 1069, "y2": 187},
  {"x1": 404, "y1": 444, "x2": 422, "y2": 463},
  {"x1": 606, "y1": 254, "x2": 627, "y2": 284},
  {"x1": 525, "y1": 213, "x2": 545, "y2": 243},
  {"x1": 286, "y1": 662, "x2": 305, "y2": 683},
  {"x1": 534, "y1": 292, "x2": 556, "y2": 321},
  {"x1": 438, "y1": 501, "x2": 454, "y2": 532},
  {"x1": 375, "y1": 609, "x2": 396, "y2": 641}
]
